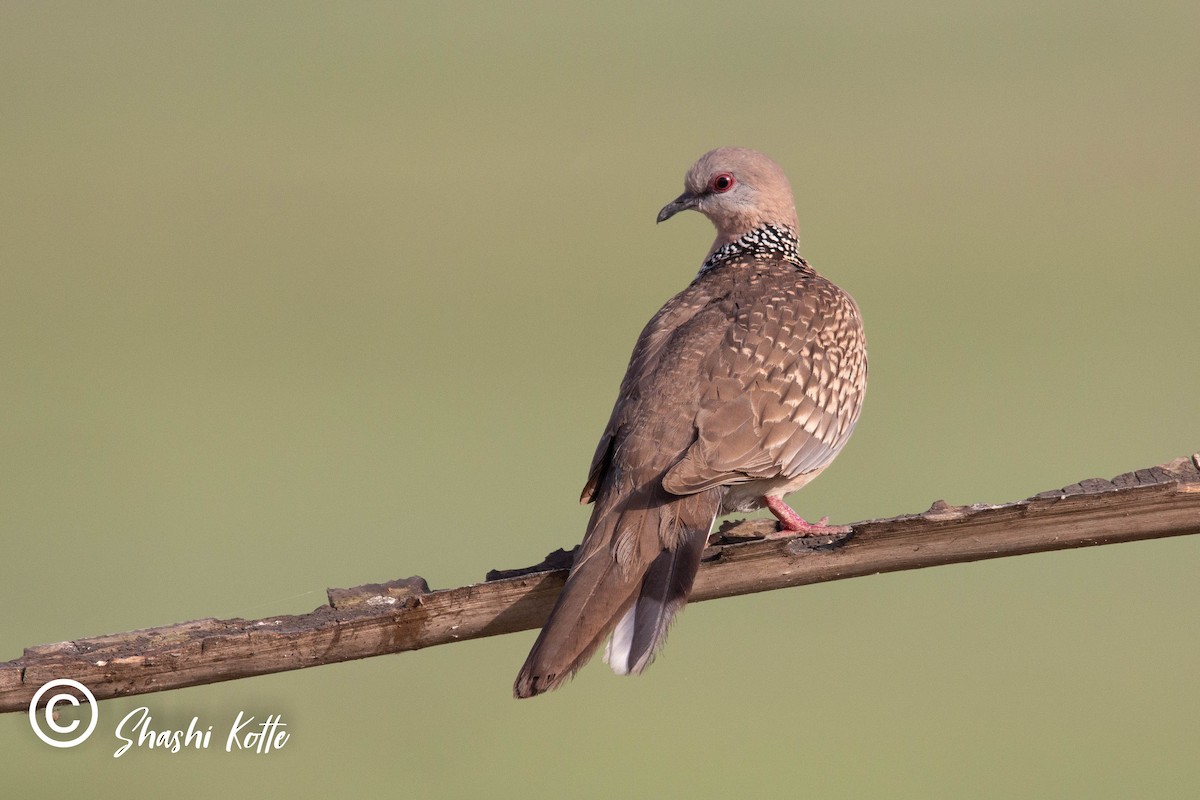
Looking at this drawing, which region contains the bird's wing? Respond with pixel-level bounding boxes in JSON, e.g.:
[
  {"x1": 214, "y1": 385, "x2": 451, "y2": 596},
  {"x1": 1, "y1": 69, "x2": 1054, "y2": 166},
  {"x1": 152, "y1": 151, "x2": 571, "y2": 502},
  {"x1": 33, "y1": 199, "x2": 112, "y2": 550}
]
[
  {"x1": 661, "y1": 269, "x2": 866, "y2": 495},
  {"x1": 580, "y1": 281, "x2": 720, "y2": 504}
]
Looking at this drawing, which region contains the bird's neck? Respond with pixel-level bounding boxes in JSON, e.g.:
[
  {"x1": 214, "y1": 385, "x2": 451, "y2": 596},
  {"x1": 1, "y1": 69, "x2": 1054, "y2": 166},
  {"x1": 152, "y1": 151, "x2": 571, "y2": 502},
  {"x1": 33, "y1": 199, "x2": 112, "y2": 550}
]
[{"x1": 700, "y1": 223, "x2": 803, "y2": 274}]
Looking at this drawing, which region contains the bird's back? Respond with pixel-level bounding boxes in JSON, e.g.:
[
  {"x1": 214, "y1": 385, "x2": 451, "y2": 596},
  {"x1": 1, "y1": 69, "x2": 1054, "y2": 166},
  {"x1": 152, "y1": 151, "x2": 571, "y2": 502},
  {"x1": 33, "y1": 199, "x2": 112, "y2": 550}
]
[{"x1": 589, "y1": 252, "x2": 866, "y2": 515}]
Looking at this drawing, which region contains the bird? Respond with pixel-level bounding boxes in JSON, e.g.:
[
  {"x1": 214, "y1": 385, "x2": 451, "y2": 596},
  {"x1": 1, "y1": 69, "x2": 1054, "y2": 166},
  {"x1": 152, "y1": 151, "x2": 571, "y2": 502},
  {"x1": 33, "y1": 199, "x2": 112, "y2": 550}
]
[{"x1": 513, "y1": 147, "x2": 867, "y2": 698}]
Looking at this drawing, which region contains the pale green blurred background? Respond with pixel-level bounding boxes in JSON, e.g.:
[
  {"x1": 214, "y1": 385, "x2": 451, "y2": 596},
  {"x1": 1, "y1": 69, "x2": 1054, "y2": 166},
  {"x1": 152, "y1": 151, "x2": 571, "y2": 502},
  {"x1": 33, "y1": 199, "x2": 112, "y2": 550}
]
[{"x1": 2, "y1": 1, "x2": 1198, "y2": 796}]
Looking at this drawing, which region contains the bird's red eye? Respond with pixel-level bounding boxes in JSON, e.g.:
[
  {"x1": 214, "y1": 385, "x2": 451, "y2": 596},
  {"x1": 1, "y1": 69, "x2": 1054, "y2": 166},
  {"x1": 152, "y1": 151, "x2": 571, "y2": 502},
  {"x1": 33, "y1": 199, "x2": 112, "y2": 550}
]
[{"x1": 709, "y1": 173, "x2": 735, "y2": 193}]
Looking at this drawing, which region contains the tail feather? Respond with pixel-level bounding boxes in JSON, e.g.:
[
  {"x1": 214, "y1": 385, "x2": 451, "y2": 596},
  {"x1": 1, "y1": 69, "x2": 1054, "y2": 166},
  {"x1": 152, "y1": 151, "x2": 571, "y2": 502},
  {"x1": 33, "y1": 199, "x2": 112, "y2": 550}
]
[
  {"x1": 608, "y1": 527, "x2": 709, "y2": 675},
  {"x1": 514, "y1": 489, "x2": 720, "y2": 698},
  {"x1": 513, "y1": 504, "x2": 641, "y2": 698}
]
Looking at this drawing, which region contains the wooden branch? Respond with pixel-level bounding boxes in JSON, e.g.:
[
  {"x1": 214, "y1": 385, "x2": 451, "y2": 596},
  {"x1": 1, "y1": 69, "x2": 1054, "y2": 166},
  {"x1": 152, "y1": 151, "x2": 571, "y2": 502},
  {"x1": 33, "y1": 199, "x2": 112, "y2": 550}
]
[{"x1": 4, "y1": 455, "x2": 1199, "y2": 713}]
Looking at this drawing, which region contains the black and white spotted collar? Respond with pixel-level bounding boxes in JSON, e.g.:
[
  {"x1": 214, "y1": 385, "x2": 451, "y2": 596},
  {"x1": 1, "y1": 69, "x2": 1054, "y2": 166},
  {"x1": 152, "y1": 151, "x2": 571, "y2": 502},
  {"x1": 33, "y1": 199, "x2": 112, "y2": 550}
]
[{"x1": 699, "y1": 224, "x2": 805, "y2": 273}]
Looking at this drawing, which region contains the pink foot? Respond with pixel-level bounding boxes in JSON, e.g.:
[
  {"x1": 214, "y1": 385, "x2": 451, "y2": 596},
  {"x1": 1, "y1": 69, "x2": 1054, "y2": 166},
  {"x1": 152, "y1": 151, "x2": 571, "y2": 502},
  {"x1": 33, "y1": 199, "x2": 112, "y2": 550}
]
[{"x1": 763, "y1": 495, "x2": 851, "y2": 537}]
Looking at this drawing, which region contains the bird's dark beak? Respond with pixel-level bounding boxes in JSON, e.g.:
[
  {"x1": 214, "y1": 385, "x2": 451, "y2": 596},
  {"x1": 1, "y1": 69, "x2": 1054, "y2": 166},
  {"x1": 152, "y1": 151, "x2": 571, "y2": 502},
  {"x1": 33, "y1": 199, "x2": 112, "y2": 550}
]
[{"x1": 656, "y1": 192, "x2": 698, "y2": 224}]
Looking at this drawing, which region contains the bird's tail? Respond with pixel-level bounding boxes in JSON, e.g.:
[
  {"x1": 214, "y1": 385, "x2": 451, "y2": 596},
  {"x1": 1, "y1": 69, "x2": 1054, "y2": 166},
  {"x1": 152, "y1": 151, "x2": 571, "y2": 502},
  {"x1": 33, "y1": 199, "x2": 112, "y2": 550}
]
[
  {"x1": 513, "y1": 489, "x2": 719, "y2": 699},
  {"x1": 601, "y1": 525, "x2": 708, "y2": 676}
]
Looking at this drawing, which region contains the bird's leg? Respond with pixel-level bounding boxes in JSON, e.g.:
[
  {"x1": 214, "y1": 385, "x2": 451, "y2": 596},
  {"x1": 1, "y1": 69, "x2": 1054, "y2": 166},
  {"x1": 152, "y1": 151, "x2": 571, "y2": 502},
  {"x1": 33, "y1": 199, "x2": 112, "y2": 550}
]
[{"x1": 763, "y1": 495, "x2": 851, "y2": 537}]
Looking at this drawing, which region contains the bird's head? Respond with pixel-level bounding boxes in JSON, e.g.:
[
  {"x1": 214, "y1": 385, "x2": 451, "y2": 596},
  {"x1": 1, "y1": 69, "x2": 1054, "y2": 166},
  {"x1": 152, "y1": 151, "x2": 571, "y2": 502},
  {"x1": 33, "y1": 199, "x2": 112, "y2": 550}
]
[{"x1": 657, "y1": 147, "x2": 799, "y2": 252}]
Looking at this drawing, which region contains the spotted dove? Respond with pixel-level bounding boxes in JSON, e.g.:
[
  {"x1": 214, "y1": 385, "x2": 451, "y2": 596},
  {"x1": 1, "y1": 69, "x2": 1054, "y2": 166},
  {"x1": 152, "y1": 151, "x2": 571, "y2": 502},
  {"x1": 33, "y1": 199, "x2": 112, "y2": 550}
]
[{"x1": 513, "y1": 147, "x2": 867, "y2": 698}]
